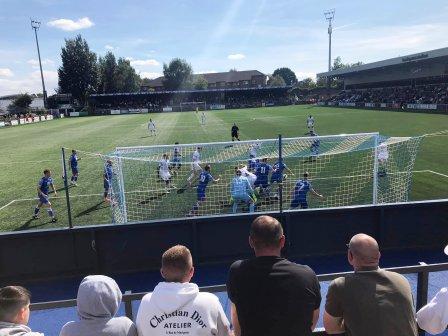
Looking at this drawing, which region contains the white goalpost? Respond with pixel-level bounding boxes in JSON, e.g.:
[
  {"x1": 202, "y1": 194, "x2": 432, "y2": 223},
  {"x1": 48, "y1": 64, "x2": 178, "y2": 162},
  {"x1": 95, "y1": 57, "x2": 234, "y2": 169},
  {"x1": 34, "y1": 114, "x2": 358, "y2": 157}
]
[
  {"x1": 102, "y1": 132, "x2": 421, "y2": 224},
  {"x1": 180, "y1": 101, "x2": 207, "y2": 112}
]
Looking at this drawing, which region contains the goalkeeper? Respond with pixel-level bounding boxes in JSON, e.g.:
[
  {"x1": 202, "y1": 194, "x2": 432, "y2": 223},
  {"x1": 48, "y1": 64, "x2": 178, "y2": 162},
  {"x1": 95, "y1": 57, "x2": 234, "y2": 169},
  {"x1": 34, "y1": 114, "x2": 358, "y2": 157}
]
[{"x1": 230, "y1": 168, "x2": 255, "y2": 214}]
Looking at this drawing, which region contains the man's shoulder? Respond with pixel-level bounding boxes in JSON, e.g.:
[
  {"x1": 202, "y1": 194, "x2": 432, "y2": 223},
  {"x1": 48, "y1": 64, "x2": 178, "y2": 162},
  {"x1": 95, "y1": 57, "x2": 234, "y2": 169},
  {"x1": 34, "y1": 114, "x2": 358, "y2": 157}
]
[
  {"x1": 282, "y1": 260, "x2": 317, "y2": 278},
  {"x1": 194, "y1": 292, "x2": 221, "y2": 307}
]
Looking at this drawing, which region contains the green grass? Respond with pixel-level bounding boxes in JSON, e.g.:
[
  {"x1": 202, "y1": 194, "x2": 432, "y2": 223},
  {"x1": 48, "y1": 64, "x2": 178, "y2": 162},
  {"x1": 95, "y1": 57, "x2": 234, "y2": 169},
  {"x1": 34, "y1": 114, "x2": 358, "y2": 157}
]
[{"x1": 0, "y1": 105, "x2": 447, "y2": 232}]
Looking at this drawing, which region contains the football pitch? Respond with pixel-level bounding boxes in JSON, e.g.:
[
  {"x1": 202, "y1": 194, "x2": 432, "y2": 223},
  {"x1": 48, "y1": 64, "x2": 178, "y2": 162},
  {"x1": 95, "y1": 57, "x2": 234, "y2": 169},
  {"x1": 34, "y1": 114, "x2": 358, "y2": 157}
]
[{"x1": 0, "y1": 105, "x2": 447, "y2": 232}]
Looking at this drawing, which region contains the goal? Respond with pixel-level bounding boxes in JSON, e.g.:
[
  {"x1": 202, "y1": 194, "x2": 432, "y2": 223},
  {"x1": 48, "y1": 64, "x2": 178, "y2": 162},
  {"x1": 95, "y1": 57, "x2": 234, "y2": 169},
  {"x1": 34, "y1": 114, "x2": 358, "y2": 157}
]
[
  {"x1": 180, "y1": 101, "x2": 207, "y2": 112},
  {"x1": 104, "y1": 133, "x2": 421, "y2": 224}
]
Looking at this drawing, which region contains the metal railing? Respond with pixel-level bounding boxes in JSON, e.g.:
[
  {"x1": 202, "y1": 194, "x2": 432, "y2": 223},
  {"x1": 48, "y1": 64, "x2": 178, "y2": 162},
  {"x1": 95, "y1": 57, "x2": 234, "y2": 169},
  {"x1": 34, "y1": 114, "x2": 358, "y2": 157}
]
[{"x1": 30, "y1": 262, "x2": 448, "y2": 336}]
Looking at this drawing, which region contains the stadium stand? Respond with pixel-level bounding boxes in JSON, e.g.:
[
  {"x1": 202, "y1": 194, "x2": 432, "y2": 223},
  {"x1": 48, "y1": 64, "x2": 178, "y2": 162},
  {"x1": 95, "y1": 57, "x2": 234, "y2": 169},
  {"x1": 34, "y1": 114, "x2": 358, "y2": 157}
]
[
  {"x1": 317, "y1": 47, "x2": 448, "y2": 112},
  {"x1": 326, "y1": 83, "x2": 448, "y2": 105},
  {"x1": 89, "y1": 86, "x2": 293, "y2": 113}
]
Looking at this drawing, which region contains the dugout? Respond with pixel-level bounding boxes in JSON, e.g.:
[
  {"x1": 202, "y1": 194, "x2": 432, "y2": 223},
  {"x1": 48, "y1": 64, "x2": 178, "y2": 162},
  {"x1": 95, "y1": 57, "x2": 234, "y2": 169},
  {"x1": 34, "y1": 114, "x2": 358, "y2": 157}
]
[{"x1": 317, "y1": 47, "x2": 448, "y2": 89}]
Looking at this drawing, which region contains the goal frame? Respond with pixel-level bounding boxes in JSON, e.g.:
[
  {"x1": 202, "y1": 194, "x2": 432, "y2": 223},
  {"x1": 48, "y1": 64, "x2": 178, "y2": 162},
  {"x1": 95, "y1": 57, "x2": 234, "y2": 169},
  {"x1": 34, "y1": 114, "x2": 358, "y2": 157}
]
[{"x1": 180, "y1": 101, "x2": 207, "y2": 112}]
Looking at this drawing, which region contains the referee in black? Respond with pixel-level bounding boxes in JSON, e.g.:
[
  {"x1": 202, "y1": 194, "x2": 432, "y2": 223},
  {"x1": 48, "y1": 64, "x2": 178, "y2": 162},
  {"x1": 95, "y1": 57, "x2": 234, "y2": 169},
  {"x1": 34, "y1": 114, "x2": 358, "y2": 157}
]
[{"x1": 231, "y1": 123, "x2": 240, "y2": 141}]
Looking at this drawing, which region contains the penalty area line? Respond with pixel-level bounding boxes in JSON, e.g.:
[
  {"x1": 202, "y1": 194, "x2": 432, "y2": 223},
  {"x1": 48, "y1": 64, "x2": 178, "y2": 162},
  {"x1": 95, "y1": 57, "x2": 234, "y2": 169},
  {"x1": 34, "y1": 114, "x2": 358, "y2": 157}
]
[{"x1": 418, "y1": 170, "x2": 448, "y2": 179}]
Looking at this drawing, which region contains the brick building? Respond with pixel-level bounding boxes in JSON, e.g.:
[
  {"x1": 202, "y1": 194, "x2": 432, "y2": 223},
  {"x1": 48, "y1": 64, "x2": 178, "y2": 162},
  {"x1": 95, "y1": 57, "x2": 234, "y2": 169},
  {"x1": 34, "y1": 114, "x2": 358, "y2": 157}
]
[{"x1": 141, "y1": 70, "x2": 267, "y2": 92}]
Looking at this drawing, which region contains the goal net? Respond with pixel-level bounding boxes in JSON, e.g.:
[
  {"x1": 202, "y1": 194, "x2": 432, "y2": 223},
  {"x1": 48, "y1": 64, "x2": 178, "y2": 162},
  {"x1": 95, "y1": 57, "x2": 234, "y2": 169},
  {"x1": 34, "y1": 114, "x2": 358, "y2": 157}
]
[
  {"x1": 180, "y1": 101, "x2": 207, "y2": 112},
  {"x1": 99, "y1": 133, "x2": 421, "y2": 224}
]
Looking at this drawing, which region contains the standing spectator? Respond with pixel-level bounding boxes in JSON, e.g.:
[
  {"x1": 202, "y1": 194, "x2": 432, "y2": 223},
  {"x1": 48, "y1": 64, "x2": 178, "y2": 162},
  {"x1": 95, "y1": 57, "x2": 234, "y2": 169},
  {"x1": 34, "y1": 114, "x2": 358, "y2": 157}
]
[
  {"x1": 324, "y1": 233, "x2": 418, "y2": 336},
  {"x1": 227, "y1": 215, "x2": 321, "y2": 336},
  {"x1": 136, "y1": 245, "x2": 231, "y2": 336},
  {"x1": 0, "y1": 286, "x2": 43, "y2": 336},
  {"x1": 416, "y1": 244, "x2": 448, "y2": 335},
  {"x1": 60, "y1": 275, "x2": 137, "y2": 336}
]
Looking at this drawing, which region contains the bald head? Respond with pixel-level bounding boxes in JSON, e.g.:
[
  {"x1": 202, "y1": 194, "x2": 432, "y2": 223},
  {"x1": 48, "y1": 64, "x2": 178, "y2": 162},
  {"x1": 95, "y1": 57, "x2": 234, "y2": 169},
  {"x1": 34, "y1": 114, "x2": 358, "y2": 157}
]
[
  {"x1": 250, "y1": 215, "x2": 284, "y2": 250},
  {"x1": 348, "y1": 234, "x2": 380, "y2": 268}
]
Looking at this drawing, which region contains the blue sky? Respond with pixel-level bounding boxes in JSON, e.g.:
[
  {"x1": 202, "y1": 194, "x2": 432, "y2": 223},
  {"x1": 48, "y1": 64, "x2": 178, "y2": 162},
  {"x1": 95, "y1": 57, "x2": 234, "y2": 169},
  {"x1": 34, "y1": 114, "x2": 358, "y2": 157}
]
[{"x1": 0, "y1": 0, "x2": 447, "y2": 96}]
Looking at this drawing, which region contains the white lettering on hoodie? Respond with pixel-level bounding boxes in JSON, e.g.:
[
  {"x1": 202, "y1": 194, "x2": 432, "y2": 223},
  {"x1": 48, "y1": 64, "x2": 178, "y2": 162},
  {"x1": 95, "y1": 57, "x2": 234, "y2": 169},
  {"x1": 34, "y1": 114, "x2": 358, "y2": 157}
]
[{"x1": 136, "y1": 282, "x2": 230, "y2": 336}]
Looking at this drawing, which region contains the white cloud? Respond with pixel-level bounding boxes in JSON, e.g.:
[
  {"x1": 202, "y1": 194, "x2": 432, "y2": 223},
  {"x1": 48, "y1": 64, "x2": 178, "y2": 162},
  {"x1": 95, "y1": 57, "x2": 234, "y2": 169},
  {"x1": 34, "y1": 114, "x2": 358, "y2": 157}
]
[
  {"x1": 140, "y1": 72, "x2": 161, "y2": 79},
  {"x1": 47, "y1": 17, "x2": 94, "y2": 31},
  {"x1": 0, "y1": 70, "x2": 58, "y2": 96},
  {"x1": 105, "y1": 45, "x2": 114, "y2": 50},
  {"x1": 27, "y1": 59, "x2": 54, "y2": 69},
  {"x1": 129, "y1": 59, "x2": 160, "y2": 66},
  {"x1": 0, "y1": 68, "x2": 14, "y2": 77},
  {"x1": 228, "y1": 53, "x2": 246, "y2": 60},
  {"x1": 195, "y1": 70, "x2": 217, "y2": 74},
  {"x1": 294, "y1": 71, "x2": 316, "y2": 80}
]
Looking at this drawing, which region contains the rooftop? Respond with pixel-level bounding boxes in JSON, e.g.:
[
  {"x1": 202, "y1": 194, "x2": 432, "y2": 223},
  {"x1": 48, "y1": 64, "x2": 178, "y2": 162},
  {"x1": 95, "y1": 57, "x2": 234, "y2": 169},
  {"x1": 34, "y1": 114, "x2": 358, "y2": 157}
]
[{"x1": 318, "y1": 47, "x2": 448, "y2": 78}]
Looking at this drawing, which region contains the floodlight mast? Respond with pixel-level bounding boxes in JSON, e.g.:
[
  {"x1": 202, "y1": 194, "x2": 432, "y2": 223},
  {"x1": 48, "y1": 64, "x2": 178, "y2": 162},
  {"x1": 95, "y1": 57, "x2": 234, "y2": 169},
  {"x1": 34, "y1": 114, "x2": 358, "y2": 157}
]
[
  {"x1": 31, "y1": 19, "x2": 47, "y2": 108},
  {"x1": 324, "y1": 9, "x2": 335, "y2": 88}
]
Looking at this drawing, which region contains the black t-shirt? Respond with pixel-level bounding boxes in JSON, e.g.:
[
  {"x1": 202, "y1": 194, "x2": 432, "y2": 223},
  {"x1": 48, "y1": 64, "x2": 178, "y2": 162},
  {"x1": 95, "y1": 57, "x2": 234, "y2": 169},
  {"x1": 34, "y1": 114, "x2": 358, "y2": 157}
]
[
  {"x1": 227, "y1": 256, "x2": 321, "y2": 336},
  {"x1": 231, "y1": 125, "x2": 239, "y2": 134}
]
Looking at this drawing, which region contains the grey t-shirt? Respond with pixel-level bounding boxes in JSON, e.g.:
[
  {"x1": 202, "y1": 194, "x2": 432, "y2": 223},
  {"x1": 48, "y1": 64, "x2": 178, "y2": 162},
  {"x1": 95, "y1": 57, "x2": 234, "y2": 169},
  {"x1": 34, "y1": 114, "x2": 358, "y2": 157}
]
[{"x1": 325, "y1": 269, "x2": 418, "y2": 336}]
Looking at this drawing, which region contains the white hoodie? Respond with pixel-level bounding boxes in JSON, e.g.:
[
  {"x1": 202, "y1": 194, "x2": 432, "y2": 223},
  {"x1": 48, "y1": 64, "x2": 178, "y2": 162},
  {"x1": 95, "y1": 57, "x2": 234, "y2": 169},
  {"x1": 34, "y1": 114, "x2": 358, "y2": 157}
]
[{"x1": 136, "y1": 282, "x2": 230, "y2": 336}]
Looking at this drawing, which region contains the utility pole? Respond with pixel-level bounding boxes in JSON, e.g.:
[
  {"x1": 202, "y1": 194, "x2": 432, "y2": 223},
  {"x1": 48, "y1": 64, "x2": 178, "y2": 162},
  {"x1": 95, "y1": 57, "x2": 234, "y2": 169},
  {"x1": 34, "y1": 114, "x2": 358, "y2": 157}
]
[
  {"x1": 324, "y1": 9, "x2": 335, "y2": 89},
  {"x1": 31, "y1": 19, "x2": 47, "y2": 108}
]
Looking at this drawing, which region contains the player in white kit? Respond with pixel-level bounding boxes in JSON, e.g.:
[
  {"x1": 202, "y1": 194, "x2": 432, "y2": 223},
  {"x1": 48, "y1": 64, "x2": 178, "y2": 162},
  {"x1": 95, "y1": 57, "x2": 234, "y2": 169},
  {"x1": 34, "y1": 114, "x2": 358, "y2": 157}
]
[
  {"x1": 377, "y1": 141, "x2": 389, "y2": 177},
  {"x1": 238, "y1": 164, "x2": 257, "y2": 187},
  {"x1": 148, "y1": 118, "x2": 156, "y2": 136},
  {"x1": 187, "y1": 147, "x2": 203, "y2": 186},
  {"x1": 159, "y1": 153, "x2": 173, "y2": 192},
  {"x1": 307, "y1": 115, "x2": 315, "y2": 132}
]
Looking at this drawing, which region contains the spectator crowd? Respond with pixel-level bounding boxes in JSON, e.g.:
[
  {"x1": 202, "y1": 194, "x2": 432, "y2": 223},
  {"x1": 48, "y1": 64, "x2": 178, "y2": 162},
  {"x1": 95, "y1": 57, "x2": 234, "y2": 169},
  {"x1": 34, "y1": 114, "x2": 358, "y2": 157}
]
[
  {"x1": 89, "y1": 87, "x2": 293, "y2": 112},
  {"x1": 326, "y1": 83, "x2": 448, "y2": 106},
  {"x1": 0, "y1": 215, "x2": 447, "y2": 336}
]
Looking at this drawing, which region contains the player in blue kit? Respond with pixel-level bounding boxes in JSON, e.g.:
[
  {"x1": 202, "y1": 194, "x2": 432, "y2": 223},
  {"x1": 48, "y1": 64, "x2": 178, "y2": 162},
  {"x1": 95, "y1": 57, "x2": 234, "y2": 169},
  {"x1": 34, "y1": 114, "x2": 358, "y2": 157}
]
[
  {"x1": 254, "y1": 158, "x2": 272, "y2": 194},
  {"x1": 290, "y1": 172, "x2": 323, "y2": 209},
  {"x1": 247, "y1": 155, "x2": 259, "y2": 172},
  {"x1": 171, "y1": 142, "x2": 182, "y2": 174},
  {"x1": 188, "y1": 164, "x2": 220, "y2": 216},
  {"x1": 103, "y1": 160, "x2": 113, "y2": 202},
  {"x1": 33, "y1": 169, "x2": 57, "y2": 222},
  {"x1": 270, "y1": 160, "x2": 294, "y2": 199},
  {"x1": 69, "y1": 149, "x2": 81, "y2": 186},
  {"x1": 270, "y1": 160, "x2": 293, "y2": 184}
]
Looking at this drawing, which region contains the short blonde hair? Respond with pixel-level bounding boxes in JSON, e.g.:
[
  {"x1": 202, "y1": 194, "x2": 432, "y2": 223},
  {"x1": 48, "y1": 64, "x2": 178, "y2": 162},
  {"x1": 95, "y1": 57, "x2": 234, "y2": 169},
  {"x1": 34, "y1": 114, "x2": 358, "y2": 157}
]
[{"x1": 161, "y1": 245, "x2": 193, "y2": 282}]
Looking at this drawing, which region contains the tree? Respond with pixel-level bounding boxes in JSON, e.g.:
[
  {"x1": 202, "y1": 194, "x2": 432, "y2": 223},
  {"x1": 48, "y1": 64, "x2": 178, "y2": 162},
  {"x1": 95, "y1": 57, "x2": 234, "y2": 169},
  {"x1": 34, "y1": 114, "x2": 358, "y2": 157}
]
[
  {"x1": 297, "y1": 77, "x2": 317, "y2": 89},
  {"x1": 267, "y1": 75, "x2": 286, "y2": 87},
  {"x1": 332, "y1": 56, "x2": 364, "y2": 70},
  {"x1": 12, "y1": 94, "x2": 33, "y2": 108},
  {"x1": 272, "y1": 67, "x2": 297, "y2": 86},
  {"x1": 98, "y1": 52, "x2": 117, "y2": 93},
  {"x1": 162, "y1": 58, "x2": 193, "y2": 90},
  {"x1": 193, "y1": 75, "x2": 208, "y2": 90},
  {"x1": 114, "y1": 58, "x2": 141, "y2": 93},
  {"x1": 58, "y1": 35, "x2": 98, "y2": 105},
  {"x1": 332, "y1": 56, "x2": 345, "y2": 70}
]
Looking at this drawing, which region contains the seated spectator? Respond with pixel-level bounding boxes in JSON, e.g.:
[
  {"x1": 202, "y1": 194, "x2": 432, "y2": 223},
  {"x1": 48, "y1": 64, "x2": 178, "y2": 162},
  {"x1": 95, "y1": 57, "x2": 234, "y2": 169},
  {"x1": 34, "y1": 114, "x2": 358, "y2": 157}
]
[
  {"x1": 227, "y1": 215, "x2": 321, "y2": 336},
  {"x1": 0, "y1": 286, "x2": 42, "y2": 336},
  {"x1": 136, "y1": 245, "x2": 231, "y2": 336},
  {"x1": 324, "y1": 233, "x2": 418, "y2": 336},
  {"x1": 416, "y1": 244, "x2": 448, "y2": 334},
  {"x1": 59, "y1": 275, "x2": 136, "y2": 336}
]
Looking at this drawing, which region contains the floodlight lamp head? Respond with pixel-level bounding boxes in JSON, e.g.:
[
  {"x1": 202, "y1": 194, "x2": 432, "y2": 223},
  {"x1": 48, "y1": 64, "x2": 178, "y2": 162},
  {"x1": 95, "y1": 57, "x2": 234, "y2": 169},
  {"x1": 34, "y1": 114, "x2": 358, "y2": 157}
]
[
  {"x1": 324, "y1": 9, "x2": 335, "y2": 21},
  {"x1": 31, "y1": 19, "x2": 41, "y2": 29}
]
